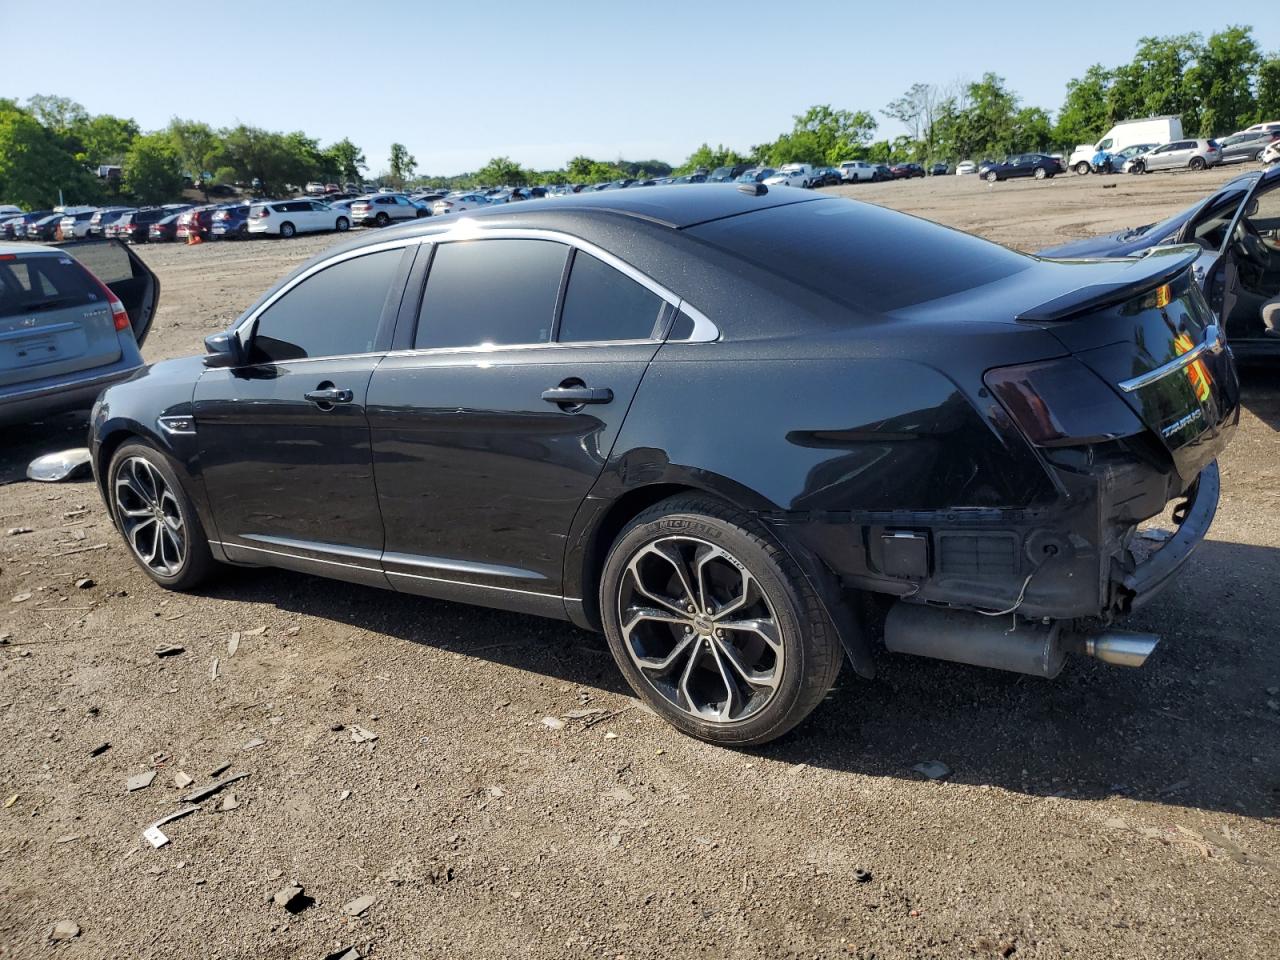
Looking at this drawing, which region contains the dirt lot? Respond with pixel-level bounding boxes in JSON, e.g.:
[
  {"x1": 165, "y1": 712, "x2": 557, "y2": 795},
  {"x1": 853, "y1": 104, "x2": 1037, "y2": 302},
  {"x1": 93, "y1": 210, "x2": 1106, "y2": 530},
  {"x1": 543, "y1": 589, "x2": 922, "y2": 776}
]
[{"x1": 2, "y1": 168, "x2": 1278, "y2": 960}]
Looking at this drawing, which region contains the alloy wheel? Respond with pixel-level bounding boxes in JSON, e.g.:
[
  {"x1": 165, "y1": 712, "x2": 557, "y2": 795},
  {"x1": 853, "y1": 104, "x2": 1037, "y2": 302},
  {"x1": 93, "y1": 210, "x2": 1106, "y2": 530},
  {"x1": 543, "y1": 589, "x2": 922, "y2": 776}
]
[
  {"x1": 114, "y1": 456, "x2": 186, "y2": 577},
  {"x1": 616, "y1": 535, "x2": 784, "y2": 724}
]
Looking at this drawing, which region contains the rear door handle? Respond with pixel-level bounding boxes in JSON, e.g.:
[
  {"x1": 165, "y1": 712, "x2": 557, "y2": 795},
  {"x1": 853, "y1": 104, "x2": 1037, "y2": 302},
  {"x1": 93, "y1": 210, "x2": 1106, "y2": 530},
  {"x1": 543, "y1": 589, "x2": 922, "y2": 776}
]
[
  {"x1": 541, "y1": 386, "x2": 613, "y2": 405},
  {"x1": 304, "y1": 386, "x2": 354, "y2": 406}
]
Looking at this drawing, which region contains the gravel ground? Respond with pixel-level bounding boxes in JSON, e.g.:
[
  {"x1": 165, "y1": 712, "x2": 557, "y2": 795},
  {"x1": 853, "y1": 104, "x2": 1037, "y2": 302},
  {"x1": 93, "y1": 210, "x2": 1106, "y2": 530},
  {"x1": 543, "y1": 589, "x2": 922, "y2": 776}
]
[{"x1": 1, "y1": 168, "x2": 1277, "y2": 960}]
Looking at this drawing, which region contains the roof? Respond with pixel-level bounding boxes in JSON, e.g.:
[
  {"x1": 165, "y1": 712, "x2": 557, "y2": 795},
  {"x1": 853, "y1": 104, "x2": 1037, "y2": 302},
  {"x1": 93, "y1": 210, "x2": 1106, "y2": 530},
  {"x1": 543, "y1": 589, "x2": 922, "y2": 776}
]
[{"x1": 451, "y1": 183, "x2": 821, "y2": 230}]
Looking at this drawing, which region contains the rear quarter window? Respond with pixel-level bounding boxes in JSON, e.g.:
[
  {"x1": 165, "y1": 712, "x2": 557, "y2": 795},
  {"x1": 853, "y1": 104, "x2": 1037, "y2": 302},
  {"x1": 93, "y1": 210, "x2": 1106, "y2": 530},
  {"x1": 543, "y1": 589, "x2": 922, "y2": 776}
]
[{"x1": 687, "y1": 199, "x2": 1031, "y2": 314}]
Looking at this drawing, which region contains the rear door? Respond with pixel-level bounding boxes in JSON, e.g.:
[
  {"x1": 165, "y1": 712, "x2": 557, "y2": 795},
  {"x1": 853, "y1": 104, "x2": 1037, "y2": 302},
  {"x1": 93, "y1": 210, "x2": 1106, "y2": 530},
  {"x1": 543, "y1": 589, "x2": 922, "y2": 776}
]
[{"x1": 367, "y1": 237, "x2": 667, "y2": 608}]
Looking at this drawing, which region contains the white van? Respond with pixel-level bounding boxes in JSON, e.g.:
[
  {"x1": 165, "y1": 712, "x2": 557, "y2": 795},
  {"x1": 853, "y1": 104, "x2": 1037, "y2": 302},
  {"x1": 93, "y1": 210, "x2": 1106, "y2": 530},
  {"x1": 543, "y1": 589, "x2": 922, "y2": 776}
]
[{"x1": 1068, "y1": 116, "x2": 1183, "y2": 175}]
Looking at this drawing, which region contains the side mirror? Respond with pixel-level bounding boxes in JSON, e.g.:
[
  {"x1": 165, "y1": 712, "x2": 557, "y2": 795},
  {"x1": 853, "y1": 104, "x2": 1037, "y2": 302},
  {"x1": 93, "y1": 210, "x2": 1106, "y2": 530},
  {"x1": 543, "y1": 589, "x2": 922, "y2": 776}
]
[{"x1": 203, "y1": 330, "x2": 245, "y2": 368}]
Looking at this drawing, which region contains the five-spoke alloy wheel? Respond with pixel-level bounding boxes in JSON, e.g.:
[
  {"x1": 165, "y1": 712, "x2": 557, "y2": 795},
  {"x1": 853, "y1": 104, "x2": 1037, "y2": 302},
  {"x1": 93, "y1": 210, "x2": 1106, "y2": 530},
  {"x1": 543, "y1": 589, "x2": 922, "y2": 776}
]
[{"x1": 601, "y1": 495, "x2": 842, "y2": 745}]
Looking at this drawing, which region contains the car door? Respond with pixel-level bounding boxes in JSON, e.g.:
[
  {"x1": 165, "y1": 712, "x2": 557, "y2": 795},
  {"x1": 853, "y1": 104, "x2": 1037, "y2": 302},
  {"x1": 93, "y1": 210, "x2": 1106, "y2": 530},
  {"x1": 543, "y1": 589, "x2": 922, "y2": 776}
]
[
  {"x1": 366, "y1": 236, "x2": 670, "y2": 615},
  {"x1": 193, "y1": 243, "x2": 416, "y2": 585}
]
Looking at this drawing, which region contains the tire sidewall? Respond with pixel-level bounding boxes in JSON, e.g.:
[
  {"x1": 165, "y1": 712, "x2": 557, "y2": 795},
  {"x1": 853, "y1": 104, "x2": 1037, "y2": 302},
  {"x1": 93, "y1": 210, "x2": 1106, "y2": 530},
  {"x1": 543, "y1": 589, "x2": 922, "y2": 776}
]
[
  {"x1": 336, "y1": 216, "x2": 350, "y2": 231},
  {"x1": 280, "y1": 221, "x2": 295, "y2": 237},
  {"x1": 599, "y1": 507, "x2": 815, "y2": 746},
  {"x1": 108, "y1": 441, "x2": 212, "y2": 590}
]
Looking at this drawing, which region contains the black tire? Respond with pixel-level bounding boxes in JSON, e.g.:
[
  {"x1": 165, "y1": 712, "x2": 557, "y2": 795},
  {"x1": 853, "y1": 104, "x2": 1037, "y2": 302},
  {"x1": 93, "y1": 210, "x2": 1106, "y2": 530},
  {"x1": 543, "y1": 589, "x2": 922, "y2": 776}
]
[
  {"x1": 279, "y1": 221, "x2": 296, "y2": 238},
  {"x1": 336, "y1": 216, "x2": 350, "y2": 232},
  {"x1": 375, "y1": 212, "x2": 389, "y2": 227},
  {"x1": 107, "y1": 441, "x2": 216, "y2": 591},
  {"x1": 986, "y1": 170, "x2": 999, "y2": 183},
  {"x1": 599, "y1": 494, "x2": 843, "y2": 746},
  {"x1": 1189, "y1": 156, "x2": 1206, "y2": 171},
  {"x1": 1074, "y1": 161, "x2": 1091, "y2": 175},
  {"x1": 1130, "y1": 161, "x2": 1145, "y2": 175},
  {"x1": 1033, "y1": 166, "x2": 1047, "y2": 180},
  {"x1": 236, "y1": 224, "x2": 248, "y2": 240},
  {"x1": 1255, "y1": 149, "x2": 1266, "y2": 162}
]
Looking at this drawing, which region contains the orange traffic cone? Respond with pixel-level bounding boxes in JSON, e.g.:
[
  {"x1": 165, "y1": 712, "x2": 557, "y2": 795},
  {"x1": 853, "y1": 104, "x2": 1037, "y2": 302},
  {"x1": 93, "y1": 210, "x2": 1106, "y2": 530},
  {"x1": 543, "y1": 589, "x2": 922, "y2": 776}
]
[{"x1": 187, "y1": 231, "x2": 203, "y2": 245}]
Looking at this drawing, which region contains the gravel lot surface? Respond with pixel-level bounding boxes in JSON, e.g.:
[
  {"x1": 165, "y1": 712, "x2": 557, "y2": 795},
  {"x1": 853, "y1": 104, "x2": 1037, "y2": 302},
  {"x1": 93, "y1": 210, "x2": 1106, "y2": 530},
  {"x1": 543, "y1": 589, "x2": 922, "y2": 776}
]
[{"x1": 2, "y1": 168, "x2": 1277, "y2": 959}]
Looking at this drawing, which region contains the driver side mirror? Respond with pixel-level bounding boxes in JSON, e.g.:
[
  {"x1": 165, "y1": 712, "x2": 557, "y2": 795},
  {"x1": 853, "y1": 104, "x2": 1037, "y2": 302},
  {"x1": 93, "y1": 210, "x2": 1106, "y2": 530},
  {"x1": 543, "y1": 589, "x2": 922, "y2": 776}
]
[{"x1": 203, "y1": 330, "x2": 246, "y2": 368}]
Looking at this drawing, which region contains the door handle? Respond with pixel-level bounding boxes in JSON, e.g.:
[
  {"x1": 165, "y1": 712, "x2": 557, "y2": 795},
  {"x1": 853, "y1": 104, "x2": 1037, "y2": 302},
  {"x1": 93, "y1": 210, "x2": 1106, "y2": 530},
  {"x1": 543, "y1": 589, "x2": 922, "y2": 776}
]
[
  {"x1": 304, "y1": 386, "x2": 354, "y2": 407},
  {"x1": 541, "y1": 385, "x2": 613, "y2": 405}
]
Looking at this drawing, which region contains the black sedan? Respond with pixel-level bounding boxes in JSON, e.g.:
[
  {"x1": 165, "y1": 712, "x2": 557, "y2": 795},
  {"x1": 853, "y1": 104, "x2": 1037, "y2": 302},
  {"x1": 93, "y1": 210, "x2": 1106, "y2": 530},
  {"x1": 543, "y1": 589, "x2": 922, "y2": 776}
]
[
  {"x1": 89, "y1": 185, "x2": 1238, "y2": 745},
  {"x1": 1040, "y1": 164, "x2": 1280, "y2": 360},
  {"x1": 981, "y1": 153, "x2": 1062, "y2": 182}
]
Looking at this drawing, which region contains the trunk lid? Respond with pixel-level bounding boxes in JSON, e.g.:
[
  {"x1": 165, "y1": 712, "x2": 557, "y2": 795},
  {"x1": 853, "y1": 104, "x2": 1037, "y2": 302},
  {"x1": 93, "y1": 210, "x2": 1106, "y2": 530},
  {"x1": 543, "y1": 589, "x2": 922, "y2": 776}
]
[{"x1": 1020, "y1": 246, "x2": 1238, "y2": 484}]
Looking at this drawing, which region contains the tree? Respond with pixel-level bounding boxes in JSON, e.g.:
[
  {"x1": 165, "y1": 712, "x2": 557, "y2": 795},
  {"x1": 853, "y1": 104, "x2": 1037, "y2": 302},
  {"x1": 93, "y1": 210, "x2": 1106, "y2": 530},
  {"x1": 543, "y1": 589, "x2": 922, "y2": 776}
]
[
  {"x1": 677, "y1": 143, "x2": 749, "y2": 174},
  {"x1": 475, "y1": 156, "x2": 529, "y2": 186},
  {"x1": 1107, "y1": 33, "x2": 1203, "y2": 132},
  {"x1": 24, "y1": 94, "x2": 88, "y2": 135},
  {"x1": 168, "y1": 119, "x2": 220, "y2": 197},
  {"x1": 883, "y1": 83, "x2": 946, "y2": 160},
  {"x1": 1188, "y1": 26, "x2": 1263, "y2": 135},
  {"x1": 74, "y1": 114, "x2": 139, "y2": 166},
  {"x1": 0, "y1": 103, "x2": 97, "y2": 207},
  {"x1": 760, "y1": 105, "x2": 878, "y2": 167},
  {"x1": 323, "y1": 138, "x2": 366, "y2": 183},
  {"x1": 388, "y1": 143, "x2": 416, "y2": 189},
  {"x1": 1258, "y1": 55, "x2": 1280, "y2": 122},
  {"x1": 1056, "y1": 65, "x2": 1114, "y2": 148},
  {"x1": 123, "y1": 133, "x2": 185, "y2": 204}
]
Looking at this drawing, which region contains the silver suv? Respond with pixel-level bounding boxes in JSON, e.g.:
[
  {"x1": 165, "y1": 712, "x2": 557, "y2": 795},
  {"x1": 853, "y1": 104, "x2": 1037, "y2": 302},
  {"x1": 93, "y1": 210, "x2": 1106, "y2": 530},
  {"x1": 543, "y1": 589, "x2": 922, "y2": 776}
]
[{"x1": 1126, "y1": 139, "x2": 1222, "y2": 174}]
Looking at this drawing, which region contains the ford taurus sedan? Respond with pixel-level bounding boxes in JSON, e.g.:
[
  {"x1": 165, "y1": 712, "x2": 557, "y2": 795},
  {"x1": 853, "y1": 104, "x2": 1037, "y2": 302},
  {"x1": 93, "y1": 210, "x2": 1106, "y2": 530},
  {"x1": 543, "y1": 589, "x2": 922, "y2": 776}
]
[{"x1": 89, "y1": 186, "x2": 1238, "y2": 745}]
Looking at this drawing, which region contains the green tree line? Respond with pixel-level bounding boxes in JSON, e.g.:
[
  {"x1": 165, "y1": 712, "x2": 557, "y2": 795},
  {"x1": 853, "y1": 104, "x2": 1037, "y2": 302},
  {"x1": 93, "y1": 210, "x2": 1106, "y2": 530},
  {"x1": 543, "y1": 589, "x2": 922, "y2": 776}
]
[{"x1": 3, "y1": 25, "x2": 1278, "y2": 208}]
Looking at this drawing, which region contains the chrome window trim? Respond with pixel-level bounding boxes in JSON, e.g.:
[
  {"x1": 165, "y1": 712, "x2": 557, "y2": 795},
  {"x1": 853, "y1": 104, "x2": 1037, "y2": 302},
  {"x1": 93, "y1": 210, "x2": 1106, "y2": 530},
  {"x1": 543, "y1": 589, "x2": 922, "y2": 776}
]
[
  {"x1": 234, "y1": 225, "x2": 720, "y2": 347},
  {"x1": 1118, "y1": 324, "x2": 1225, "y2": 393}
]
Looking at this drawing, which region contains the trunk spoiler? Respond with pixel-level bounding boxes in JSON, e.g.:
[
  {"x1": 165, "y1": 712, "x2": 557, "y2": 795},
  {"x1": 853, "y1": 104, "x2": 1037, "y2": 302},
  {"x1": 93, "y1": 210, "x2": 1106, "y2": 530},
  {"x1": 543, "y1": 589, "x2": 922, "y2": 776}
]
[{"x1": 1016, "y1": 244, "x2": 1201, "y2": 323}]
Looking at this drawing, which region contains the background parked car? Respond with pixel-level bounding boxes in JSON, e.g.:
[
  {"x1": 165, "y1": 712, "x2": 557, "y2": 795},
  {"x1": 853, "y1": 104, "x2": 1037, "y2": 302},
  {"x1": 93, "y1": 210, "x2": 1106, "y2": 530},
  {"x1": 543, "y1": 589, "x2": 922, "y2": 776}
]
[
  {"x1": 1217, "y1": 130, "x2": 1280, "y2": 165},
  {"x1": 148, "y1": 212, "x2": 183, "y2": 242},
  {"x1": 890, "y1": 163, "x2": 926, "y2": 179},
  {"x1": 431, "y1": 193, "x2": 491, "y2": 216},
  {"x1": 955, "y1": 160, "x2": 977, "y2": 175},
  {"x1": 247, "y1": 200, "x2": 351, "y2": 238},
  {"x1": 176, "y1": 205, "x2": 220, "y2": 241},
  {"x1": 1125, "y1": 139, "x2": 1222, "y2": 174},
  {"x1": 981, "y1": 154, "x2": 1063, "y2": 182},
  {"x1": 707, "y1": 164, "x2": 753, "y2": 182},
  {"x1": 211, "y1": 204, "x2": 252, "y2": 240},
  {"x1": 25, "y1": 214, "x2": 65, "y2": 241},
  {"x1": 350, "y1": 193, "x2": 424, "y2": 226},
  {"x1": 809, "y1": 167, "x2": 842, "y2": 187},
  {"x1": 0, "y1": 211, "x2": 52, "y2": 240},
  {"x1": 0, "y1": 238, "x2": 158, "y2": 425},
  {"x1": 86, "y1": 207, "x2": 132, "y2": 238},
  {"x1": 1264, "y1": 140, "x2": 1280, "y2": 165},
  {"x1": 735, "y1": 167, "x2": 775, "y2": 184},
  {"x1": 929, "y1": 162, "x2": 949, "y2": 176},
  {"x1": 58, "y1": 207, "x2": 101, "y2": 240},
  {"x1": 870, "y1": 164, "x2": 894, "y2": 182},
  {"x1": 763, "y1": 169, "x2": 809, "y2": 188},
  {"x1": 838, "y1": 160, "x2": 875, "y2": 182}
]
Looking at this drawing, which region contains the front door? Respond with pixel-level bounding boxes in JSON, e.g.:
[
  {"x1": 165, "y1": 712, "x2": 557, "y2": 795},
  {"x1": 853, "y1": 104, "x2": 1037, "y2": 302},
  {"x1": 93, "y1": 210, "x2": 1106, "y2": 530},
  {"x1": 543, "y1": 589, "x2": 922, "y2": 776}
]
[
  {"x1": 194, "y1": 245, "x2": 412, "y2": 585},
  {"x1": 367, "y1": 237, "x2": 669, "y2": 612}
]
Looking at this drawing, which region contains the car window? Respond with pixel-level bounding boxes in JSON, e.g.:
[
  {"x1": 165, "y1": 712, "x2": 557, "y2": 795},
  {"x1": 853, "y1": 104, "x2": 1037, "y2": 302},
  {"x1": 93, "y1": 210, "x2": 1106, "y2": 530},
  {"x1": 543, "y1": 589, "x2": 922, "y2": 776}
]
[
  {"x1": 0, "y1": 254, "x2": 104, "y2": 319},
  {"x1": 415, "y1": 239, "x2": 568, "y2": 350},
  {"x1": 1244, "y1": 184, "x2": 1280, "y2": 244},
  {"x1": 558, "y1": 251, "x2": 664, "y2": 343},
  {"x1": 251, "y1": 249, "x2": 403, "y2": 363}
]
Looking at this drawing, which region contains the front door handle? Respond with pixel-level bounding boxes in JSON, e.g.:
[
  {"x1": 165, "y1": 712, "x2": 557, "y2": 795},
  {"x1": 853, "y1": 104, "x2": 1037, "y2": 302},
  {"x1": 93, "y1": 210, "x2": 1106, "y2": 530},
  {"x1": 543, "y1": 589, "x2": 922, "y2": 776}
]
[
  {"x1": 304, "y1": 385, "x2": 354, "y2": 408},
  {"x1": 541, "y1": 385, "x2": 613, "y2": 405}
]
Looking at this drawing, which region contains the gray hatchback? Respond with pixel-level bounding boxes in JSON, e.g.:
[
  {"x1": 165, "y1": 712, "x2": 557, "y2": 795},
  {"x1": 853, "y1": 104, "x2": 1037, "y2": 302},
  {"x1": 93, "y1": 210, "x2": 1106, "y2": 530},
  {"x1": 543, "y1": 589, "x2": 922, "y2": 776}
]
[
  {"x1": 1126, "y1": 138, "x2": 1223, "y2": 174},
  {"x1": 0, "y1": 239, "x2": 157, "y2": 425}
]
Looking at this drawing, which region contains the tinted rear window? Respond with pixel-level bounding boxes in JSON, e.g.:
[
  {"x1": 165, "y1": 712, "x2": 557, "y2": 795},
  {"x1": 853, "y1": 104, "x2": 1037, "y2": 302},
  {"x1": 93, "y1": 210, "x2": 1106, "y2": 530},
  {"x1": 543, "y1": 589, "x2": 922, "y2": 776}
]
[
  {"x1": 688, "y1": 199, "x2": 1031, "y2": 313},
  {"x1": 0, "y1": 253, "x2": 103, "y2": 319},
  {"x1": 558, "y1": 251, "x2": 663, "y2": 342}
]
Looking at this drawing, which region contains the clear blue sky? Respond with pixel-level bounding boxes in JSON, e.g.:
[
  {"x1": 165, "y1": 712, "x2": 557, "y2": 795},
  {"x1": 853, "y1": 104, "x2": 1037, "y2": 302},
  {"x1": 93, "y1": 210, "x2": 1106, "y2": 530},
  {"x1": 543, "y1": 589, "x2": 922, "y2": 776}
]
[{"x1": 2, "y1": 1, "x2": 1276, "y2": 174}]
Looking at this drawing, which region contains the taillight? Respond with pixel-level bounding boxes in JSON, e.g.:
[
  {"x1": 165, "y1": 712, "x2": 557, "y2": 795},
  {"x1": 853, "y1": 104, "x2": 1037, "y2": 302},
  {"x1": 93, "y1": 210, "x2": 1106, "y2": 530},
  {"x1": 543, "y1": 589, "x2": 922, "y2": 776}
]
[
  {"x1": 84, "y1": 269, "x2": 130, "y2": 332},
  {"x1": 983, "y1": 357, "x2": 1142, "y2": 446}
]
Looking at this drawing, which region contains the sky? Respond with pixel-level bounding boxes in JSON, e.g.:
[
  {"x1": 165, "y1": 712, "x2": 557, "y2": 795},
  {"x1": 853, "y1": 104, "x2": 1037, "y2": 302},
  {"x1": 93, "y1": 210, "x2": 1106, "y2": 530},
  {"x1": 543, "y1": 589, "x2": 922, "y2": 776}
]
[{"x1": 3, "y1": 1, "x2": 1277, "y2": 175}]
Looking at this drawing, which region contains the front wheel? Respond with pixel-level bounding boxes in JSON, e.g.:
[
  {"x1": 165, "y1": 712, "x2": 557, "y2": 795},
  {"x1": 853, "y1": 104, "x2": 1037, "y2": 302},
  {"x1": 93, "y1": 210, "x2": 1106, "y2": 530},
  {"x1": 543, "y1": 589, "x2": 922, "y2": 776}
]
[
  {"x1": 1189, "y1": 157, "x2": 1207, "y2": 171},
  {"x1": 599, "y1": 495, "x2": 842, "y2": 746},
  {"x1": 108, "y1": 442, "x2": 215, "y2": 591},
  {"x1": 1130, "y1": 161, "x2": 1145, "y2": 175},
  {"x1": 336, "y1": 216, "x2": 350, "y2": 232},
  {"x1": 279, "y1": 221, "x2": 296, "y2": 238},
  {"x1": 1033, "y1": 166, "x2": 1047, "y2": 180},
  {"x1": 375, "y1": 212, "x2": 389, "y2": 227},
  {"x1": 986, "y1": 171, "x2": 999, "y2": 183},
  {"x1": 1074, "y1": 161, "x2": 1091, "y2": 175}
]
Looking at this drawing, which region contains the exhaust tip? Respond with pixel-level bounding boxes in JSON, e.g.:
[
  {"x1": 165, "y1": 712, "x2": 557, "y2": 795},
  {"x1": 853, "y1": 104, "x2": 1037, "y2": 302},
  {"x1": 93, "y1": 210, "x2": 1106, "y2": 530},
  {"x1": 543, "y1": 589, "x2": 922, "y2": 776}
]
[{"x1": 1085, "y1": 631, "x2": 1160, "y2": 668}]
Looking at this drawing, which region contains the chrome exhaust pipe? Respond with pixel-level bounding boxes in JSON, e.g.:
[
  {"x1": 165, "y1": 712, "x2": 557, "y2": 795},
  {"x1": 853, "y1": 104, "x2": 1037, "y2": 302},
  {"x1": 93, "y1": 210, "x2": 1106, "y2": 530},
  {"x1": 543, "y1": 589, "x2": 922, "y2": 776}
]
[{"x1": 1084, "y1": 631, "x2": 1159, "y2": 668}]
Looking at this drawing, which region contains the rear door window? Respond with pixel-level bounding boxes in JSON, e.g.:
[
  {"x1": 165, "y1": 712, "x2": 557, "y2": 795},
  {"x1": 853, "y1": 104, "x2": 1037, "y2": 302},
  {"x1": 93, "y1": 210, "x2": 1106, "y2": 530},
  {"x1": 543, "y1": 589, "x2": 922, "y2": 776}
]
[
  {"x1": 415, "y1": 239, "x2": 568, "y2": 350},
  {"x1": 250, "y1": 249, "x2": 404, "y2": 362},
  {"x1": 557, "y1": 251, "x2": 663, "y2": 343}
]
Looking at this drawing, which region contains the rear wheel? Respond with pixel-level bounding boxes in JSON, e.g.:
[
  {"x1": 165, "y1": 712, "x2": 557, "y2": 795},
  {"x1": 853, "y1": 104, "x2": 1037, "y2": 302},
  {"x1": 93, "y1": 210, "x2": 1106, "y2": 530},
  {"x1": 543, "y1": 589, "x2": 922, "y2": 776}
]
[
  {"x1": 336, "y1": 216, "x2": 350, "y2": 232},
  {"x1": 1034, "y1": 166, "x2": 1047, "y2": 180},
  {"x1": 279, "y1": 221, "x2": 296, "y2": 238},
  {"x1": 375, "y1": 212, "x2": 389, "y2": 227},
  {"x1": 1189, "y1": 156, "x2": 1207, "y2": 171},
  {"x1": 599, "y1": 495, "x2": 842, "y2": 746},
  {"x1": 986, "y1": 171, "x2": 999, "y2": 183},
  {"x1": 108, "y1": 442, "x2": 215, "y2": 591}
]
